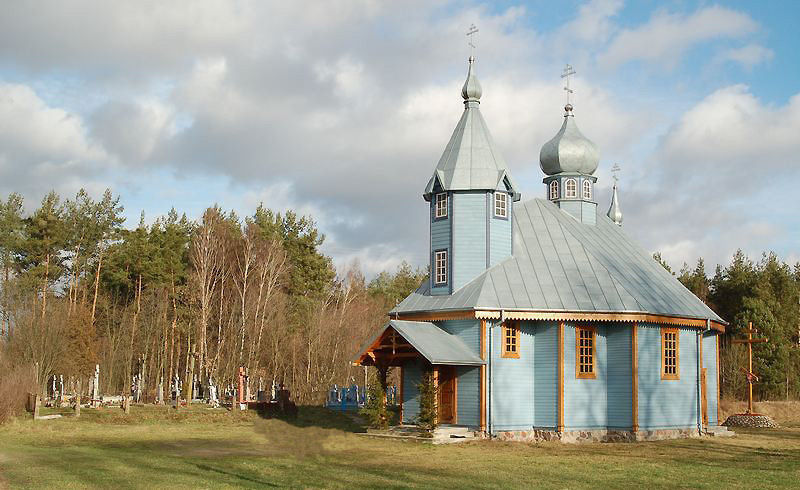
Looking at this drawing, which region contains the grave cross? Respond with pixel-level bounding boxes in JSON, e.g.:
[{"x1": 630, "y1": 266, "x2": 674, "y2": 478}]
[{"x1": 731, "y1": 322, "x2": 768, "y2": 414}]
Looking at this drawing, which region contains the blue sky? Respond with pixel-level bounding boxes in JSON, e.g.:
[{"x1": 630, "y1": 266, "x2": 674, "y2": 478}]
[{"x1": 0, "y1": 0, "x2": 797, "y2": 277}]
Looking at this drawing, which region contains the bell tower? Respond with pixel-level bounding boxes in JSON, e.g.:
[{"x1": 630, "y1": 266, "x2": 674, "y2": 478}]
[{"x1": 423, "y1": 55, "x2": 519, "y2": 295}]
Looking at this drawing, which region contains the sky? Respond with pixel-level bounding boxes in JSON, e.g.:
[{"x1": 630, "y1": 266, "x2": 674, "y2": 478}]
[{"x1": 0, "y1": 0, "x2": 798, "y2": 279}]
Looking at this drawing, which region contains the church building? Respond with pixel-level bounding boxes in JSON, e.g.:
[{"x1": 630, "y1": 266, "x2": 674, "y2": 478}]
[{"x1": 354, "y1": 57, "x2": 726, "y2": 442}]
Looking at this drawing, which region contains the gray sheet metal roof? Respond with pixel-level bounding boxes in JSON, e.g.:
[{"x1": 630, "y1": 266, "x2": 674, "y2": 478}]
[
  {"x1": 355, "y1": 320, "x2": 484, "y2": 366},
  {"x1": 393, "y1": 198, "x2": 724, "y2": 323},
  {"x1": 423, "y1": 60, "x2": 519, "y2": 200}
]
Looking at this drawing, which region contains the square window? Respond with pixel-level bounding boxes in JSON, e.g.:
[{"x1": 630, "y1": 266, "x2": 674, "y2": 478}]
[
  {"x1": 435, "y1": 193, "x2": 448, "y2": 218},
  {"x1": 434, "y1": 250, "x2": 447, "y2": 285},
  {"x1": 494, "y1": 192, "x2": 508, "y2": 218}
]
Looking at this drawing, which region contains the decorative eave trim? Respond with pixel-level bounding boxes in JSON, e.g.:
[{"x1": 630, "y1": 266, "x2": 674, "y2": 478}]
[{"x1": 392, "y1": 308, "x2": 725, "y2": 332}]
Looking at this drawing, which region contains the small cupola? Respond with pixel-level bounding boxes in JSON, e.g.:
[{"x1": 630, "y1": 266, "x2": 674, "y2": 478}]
[{"x1": 539, "y1": 65, "x2": 599, "y2": 225}]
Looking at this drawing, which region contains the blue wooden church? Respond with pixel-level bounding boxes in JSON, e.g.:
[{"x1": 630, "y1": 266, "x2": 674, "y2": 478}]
[{"x1": 354, "y1": 58, "x2": 727, "y2": 442}]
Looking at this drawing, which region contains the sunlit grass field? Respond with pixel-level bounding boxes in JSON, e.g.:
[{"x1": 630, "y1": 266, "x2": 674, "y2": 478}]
[{"x1": 1, "y1": 404, "x2": 798, "y2": 488}]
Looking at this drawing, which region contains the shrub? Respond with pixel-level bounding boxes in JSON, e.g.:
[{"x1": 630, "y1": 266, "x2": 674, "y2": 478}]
[
  {"x1": 359, "y1": 375, "x2": 389, "y2": 429},
  {"x1": 0, "y1": 353, "x2": 36, "y2": 424},
  {"x1": 416, "y1": 370, "x2": 437, "y2": 431}
]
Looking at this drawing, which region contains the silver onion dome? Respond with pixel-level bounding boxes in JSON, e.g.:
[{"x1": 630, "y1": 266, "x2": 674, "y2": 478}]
[
  {"x1": 539, "y1": 104, "x2": 599, "y2": 176},
  {"x1": 461, "y1": 56, "x2": 482, "y2": 102}
]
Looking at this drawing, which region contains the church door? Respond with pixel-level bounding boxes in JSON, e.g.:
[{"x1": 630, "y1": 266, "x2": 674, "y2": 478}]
[
  {"x1": 437, "y1": 366, "x2": 457, "y2": 424},
  {"x1": 701, "y1": 368, "x2": 708, "y2": 427}
]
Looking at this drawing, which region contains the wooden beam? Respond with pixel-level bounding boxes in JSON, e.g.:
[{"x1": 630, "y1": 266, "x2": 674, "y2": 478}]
[
  {"x1": 393, "y1": 310, "x2": 476, "y2": 321},
  {"x1": 399, "y1": 365, "x2": 404, "y2": 423},
  {"x1": 632, "y1": 322, "x2": 638, "y2": 433},
  {"x1": 558, "y1": 322, "x2": 564, "y2": 433},
  {"x1": 433, "y1": 366, "x2": 439, "y2": 425},
  {"x1": 476, "y1": 310, "x2": 726, "y2": 332}
]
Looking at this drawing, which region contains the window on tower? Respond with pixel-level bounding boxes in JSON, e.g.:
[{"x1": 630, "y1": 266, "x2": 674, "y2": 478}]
[
  {"x1": 435, "y1": 193, "x2": 448, "y2": 218},
  {"x1": 502, "y1": 321, "x2": 520, "y2": 358},
  {"x1": 549, "y1": 180, "x2": 559, "y2": 200},
  {"x1": 494, "y1": 192, "x2": 508, "y2": 218},
  {"x1": 582, "y1": 180, "x2": 592, "y2": 200},
  {"x1": 434, "y1": 250, "x2": 448, "y2": 285},
  {"x1": 565, "y1": 179, "x2": 577, "y2": 198}
]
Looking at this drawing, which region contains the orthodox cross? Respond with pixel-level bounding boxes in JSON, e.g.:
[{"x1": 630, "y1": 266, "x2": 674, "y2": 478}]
[
  {"x1": 467, "y1": 24, "x2": 479, "y2": 58},
  {"x1": 561, "y1": 63, "x2": 576, "y2": 105},
  {"x1": 731, "y1": 322, "x2": 768, "y2": 414},
  {"x1": 611, "y1": 163, "x2": 621, "y2": 184}
]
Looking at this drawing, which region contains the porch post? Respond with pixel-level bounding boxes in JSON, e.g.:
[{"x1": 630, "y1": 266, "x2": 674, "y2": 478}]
[{"x1": 433, "y1": 365, "x2": 439, "y2": 425}]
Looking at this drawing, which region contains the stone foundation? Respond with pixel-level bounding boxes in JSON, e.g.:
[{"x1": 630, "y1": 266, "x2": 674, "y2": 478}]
[{"x1": 495, "y1": 427, "x2": 699, "y2": 443}]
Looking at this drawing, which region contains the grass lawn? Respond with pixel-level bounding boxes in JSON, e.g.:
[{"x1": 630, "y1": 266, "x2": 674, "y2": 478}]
[{"x1": 1, "y1": 405, "x2": 799, "y2": 489}]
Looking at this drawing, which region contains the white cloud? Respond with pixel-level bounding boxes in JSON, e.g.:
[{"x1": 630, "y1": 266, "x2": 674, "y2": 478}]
[
  {"x1": 659, "y1": 85, "x2": 800, "y2": 182},
  {"x1": 598, "y1": 6, "x2": 758, "y2": 69},
  {"x1": 717, "y1": 44, "x2": 774, "y2": 70},
  {"x1": 0, "y1": 83, "x2": 112, "y2": 201}
]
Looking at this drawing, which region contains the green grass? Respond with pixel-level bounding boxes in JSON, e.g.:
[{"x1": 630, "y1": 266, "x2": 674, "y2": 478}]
[{"x1": 1, "y1": 405, "x2": 799, "y2": 489}]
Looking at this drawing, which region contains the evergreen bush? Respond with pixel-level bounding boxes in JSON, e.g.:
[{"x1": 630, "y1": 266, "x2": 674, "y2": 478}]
[
  {"x1": 359, "y1": 371, "x2": 389, "y2": 429},
  {"x1": 416, "y1": 370, "x2": 437, "y2": 432}
]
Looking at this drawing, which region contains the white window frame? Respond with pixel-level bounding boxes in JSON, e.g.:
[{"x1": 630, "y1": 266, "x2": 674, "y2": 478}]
[
  {"x1": 549, "y1": 180, "x2": 559, "y2": 200},
  {"x1": 582, "y1": 180, "x2": 592, "y2": 200},
  {"x1": 434, "y1": 250, "x2": 448, "y2": 285},
  {"x1": 494, "y1": 192, "x2": 508, "y2": 218},
  {"x1": 435, "y1": 193, "x2": 448, "y2": 218},
  {"x1": 565, "y1": 178, "x2": 577, "y2": 198}
]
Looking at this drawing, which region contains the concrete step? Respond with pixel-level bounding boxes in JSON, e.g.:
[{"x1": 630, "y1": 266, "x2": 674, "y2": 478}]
[
  {"x1": 705, "y1": 426, "x2": 736, "y2": 437},
  {"x1": 432, "y1": 426, "x2": 477, "y2": 444}
]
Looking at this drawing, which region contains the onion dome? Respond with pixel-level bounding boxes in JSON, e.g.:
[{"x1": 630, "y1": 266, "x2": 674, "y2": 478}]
[
  {"x1": 461, "y1": 56, "x2": 482, "y2": 102},
  {"x1": 607, "y1": 182, "x2": 623, "y2": 226},
  {"x1": 539, "y1": 104, "x2": 599, "y2": 176}
]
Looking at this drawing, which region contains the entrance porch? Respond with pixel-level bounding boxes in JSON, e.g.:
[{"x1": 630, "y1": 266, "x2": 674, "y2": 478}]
[{"x1": 353, "y1": 320, "x2": 484, "y2": 428}]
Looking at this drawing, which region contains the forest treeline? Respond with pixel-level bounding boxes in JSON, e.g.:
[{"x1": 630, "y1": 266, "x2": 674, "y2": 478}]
[
  {"x1": 0, "y1": 188, "x2": 798, "y2": 412},
  {"x1": 0, "y1": 189, "x2": 426, "y2": 407},
  {"x1": 655, "y1": 252, "x2": 800, "y2": 400}
]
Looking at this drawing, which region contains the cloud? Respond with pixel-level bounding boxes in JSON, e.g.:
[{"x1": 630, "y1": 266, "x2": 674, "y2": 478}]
[
  {"x1": 659, "y1": 85, "x2": 800, "y2": 184},
  {"x1": 0, "y1": 1, "x2": 793, "y2": 281},
  {"x1": 717, "y1": 44, "x2": 774, "y2": 70},
  {"x1": 598, "y1": 6, "x2": 758, "y2": 69},
  {"x1": 0, "y1": 82, "x2": 112, "y2": 202},
  {"x1": 621, "y1": 85, "x2": 800, "y2": 271}
]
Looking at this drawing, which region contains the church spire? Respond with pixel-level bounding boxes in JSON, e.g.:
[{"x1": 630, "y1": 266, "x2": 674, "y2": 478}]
[{"x1": 607, "y1": 164, "x2": 623, "y2": 226}]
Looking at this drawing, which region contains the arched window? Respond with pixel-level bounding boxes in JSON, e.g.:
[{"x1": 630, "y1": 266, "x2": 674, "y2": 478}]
[
  {"x1": 582, "y1": 180, "x2": 592, "y2": 200},
  {"x1": 549, "y1": 180, "x2": 559, "y2": 200},
  {"x1": 565, "y1": 179, "x2": 577, "y2": 198}
]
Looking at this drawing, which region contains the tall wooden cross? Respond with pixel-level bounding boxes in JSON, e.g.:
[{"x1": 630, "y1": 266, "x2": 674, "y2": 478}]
[{"x1": 731, "y1": 322, "x2": 768, "y2": 414}]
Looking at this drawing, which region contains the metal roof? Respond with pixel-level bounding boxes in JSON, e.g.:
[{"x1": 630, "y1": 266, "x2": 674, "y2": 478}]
[
  {"x1": 393, "y1": 198, "x2": 724, "y2": 324},
  {"x1": 423, "y1": 59, "x2": 519, "y2": 200},
  {"x1": 354, "y1": 320, "x2": 485, "y2": 366}
]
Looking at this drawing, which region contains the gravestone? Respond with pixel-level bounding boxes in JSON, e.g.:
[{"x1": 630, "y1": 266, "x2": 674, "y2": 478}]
[{"x1": 91, "y1": 364, "x2": 100, "y2": 408}]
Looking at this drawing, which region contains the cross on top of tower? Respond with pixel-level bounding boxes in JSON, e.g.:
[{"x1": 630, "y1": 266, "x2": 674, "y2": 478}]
[
  {"x1": 467, "y1": 24, "x2": 479, "y2": 60},
  {"x1": 561, "y1": 63, "x2": 576, "y2": 109},
  {"x1": 611, "y1": 163, "x2": 621, "y2": 183}
]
